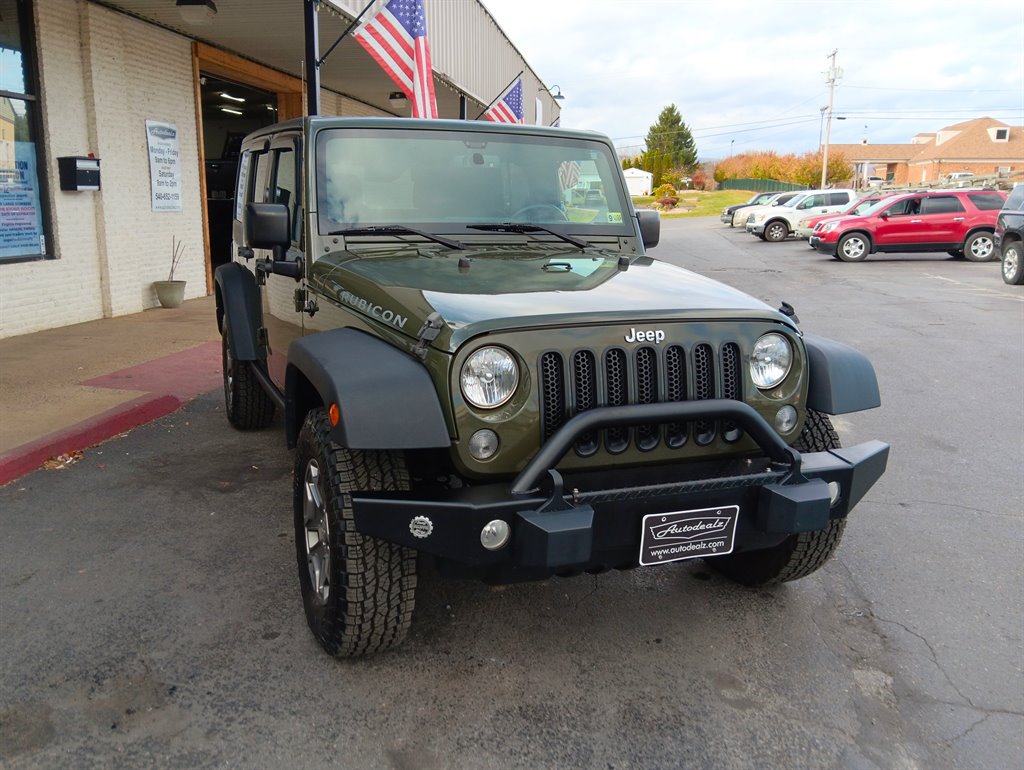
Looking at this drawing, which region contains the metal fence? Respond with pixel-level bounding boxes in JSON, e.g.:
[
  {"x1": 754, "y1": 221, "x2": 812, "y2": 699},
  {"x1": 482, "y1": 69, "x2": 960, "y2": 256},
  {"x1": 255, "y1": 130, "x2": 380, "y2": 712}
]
[{"x1": 718, "y1": 178, "x2": 808, "y2": 192}]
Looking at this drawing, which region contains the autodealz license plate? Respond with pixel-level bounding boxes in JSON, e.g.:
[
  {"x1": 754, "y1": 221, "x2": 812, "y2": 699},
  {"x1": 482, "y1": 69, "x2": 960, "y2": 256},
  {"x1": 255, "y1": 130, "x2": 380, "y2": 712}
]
[{"x1": 638, "y1": 506, "x2": 739, "y2": 566}]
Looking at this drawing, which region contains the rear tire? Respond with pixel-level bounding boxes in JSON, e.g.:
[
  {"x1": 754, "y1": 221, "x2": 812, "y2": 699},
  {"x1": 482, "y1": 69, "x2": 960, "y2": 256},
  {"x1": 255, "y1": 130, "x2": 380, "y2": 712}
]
[
  {"x1": 1002, "y1": 242, "x2": 1024, "y2": 285},
  {"x1": 963, "y1": 231, "x2": 995, "y2": 262},
  {"x1": 294, "y1": 409, "x2": 417, "y2": 657},
  {"x1": 222, "y1": 320, "x2": 275, "y2": 430},
  {"x1": 836, "y1": 233, "x2": 869, "y2": 262},
  {"x1": 708, "y1": 410, "x2": 847, "y2": 586}
]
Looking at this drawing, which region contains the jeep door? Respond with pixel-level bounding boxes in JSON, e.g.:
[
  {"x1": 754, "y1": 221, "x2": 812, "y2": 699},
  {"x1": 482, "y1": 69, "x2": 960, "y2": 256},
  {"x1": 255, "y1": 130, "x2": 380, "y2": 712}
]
[{"x1": 250, "y1": 133, "x2": 305, "y2": 387}]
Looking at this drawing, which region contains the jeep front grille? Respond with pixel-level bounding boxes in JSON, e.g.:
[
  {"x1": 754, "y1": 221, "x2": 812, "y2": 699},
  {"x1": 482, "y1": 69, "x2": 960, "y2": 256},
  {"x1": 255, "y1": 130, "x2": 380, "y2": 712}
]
[{"x1": 538, "y1": 343, "x2": 745, "y2": 456}]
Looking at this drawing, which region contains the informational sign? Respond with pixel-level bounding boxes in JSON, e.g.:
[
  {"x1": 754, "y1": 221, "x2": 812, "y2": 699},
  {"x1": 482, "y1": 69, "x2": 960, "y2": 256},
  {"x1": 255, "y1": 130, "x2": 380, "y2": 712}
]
[
  {"x1": 145, "y1": 120, "x2": 182, "y2": 212},
  {"x1": 0, "y1": 141, "x2": 46, "y2": 258}
]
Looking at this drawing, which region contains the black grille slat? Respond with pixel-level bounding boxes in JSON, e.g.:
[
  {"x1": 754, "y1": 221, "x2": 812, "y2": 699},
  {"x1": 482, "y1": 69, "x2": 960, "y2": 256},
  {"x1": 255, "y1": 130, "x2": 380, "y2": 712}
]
[
  {"x1": 665, "y1": 345, "x2": 688, "y2": 448},
  {"x1": 537, "y1": 337, "x2": 747, "y2": 455},
  {"x1": 693, "y1": 344, "x2": 716, "y2": 445},
  {"x1": 635, "y1": 347, "x2": 659, "y2": 451},
  {"x1": 604, "y1": 349, "x2": 629, "y2": 453},
  {"x1": 573, "y1": 351, "x2": 599, "y2": 456},
  {"x1": 540, "y1": 352, "x2": 565, "y2": 441},
  {"x1": 721, "y1": 343, "x2": 743, "y2": 442}
]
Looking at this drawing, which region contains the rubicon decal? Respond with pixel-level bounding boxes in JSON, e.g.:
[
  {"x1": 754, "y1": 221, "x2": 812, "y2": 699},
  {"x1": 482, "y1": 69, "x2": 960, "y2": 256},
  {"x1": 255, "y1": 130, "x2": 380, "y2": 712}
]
[
  {"x1": 639, "y1": 506, "x2": 739, "y2": 566},
  {"x1": 338, "y1": 290, "x2": 408, "y2": 330}
]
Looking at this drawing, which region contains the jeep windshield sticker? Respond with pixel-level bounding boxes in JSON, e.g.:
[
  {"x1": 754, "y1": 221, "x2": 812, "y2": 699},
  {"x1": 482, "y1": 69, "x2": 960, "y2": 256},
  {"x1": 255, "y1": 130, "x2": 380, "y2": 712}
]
[
  {"x1": 338, "y1": 290, "x2": 408, "y2": 330},
  {"x1": 607, "y1": 212, "x2": 623, "y2": 223}
]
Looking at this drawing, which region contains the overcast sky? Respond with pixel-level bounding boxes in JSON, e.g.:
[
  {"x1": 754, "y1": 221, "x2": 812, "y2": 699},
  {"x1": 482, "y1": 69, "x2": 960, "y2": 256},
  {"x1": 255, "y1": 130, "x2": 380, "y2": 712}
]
[{"x1": 481, "y1": 0, "x2": 1024, "y2": 160}]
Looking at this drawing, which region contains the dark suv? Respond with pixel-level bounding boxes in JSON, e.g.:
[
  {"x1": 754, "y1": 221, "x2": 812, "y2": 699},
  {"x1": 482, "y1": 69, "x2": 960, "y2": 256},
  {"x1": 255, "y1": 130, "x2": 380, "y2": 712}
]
[
  {"x1": 810, "y1": 189, "x2": 1007, "y2": 262},
  {"x1": 214, "y1": 117, "x2": 888, "y2": 657},
  {"x1": 995, "y1": 183, "x2": 1024, "y2": 285}
]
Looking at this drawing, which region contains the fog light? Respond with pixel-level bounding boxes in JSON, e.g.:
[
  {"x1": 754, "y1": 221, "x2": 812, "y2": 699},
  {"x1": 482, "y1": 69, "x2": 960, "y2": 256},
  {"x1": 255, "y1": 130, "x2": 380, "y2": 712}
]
[
  {"x1": 774, "y1": 405, "x2": 798, "y2": 434},
  {"x1": 481, "y1": 519, "x2": 510, "y2": 550},
  {"x1": 828, "y1": 481, "x2": 841, "y2": 507},
  {"x1": 468, "y1": 429, "x2": 499, "y2": 460}
]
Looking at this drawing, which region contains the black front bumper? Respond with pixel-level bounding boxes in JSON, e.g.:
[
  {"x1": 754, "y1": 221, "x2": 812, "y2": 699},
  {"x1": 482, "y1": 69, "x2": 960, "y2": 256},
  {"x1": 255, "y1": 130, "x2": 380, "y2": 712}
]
[{"x1": 351, "y1": 401, "x2": 889, "y2": 579}]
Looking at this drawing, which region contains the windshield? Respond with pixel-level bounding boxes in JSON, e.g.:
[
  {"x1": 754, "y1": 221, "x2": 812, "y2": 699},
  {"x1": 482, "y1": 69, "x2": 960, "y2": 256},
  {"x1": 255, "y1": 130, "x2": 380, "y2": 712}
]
[{"x1": 315, "y1": 127, "x2": 632, "y2": 238}]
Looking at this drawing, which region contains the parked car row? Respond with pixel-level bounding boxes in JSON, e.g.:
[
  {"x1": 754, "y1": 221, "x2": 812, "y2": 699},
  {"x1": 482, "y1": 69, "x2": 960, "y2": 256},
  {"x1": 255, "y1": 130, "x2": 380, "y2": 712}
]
[{"x1": 721, "y1": 182, "x2": 1022, "y2": 285}]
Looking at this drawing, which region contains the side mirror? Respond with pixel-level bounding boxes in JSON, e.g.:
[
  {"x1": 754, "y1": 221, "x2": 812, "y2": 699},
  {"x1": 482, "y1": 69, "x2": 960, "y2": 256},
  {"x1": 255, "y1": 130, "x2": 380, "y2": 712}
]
[
  {"x1": 878, "y1": 211, "x2": 889, "y2": 220},
  {"x1": 245, "y1": 202, "x2": 290, "y2": 253},
  {"x1": 637, "y1": 209, "x2": 661, "y2": 249}
]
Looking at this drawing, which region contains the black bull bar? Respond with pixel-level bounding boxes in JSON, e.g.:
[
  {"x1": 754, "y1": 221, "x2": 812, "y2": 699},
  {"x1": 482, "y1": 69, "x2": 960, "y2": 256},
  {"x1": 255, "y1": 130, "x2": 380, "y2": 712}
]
[{"x1": 352, "y1": 400, "x2": 889, "y2": 569}]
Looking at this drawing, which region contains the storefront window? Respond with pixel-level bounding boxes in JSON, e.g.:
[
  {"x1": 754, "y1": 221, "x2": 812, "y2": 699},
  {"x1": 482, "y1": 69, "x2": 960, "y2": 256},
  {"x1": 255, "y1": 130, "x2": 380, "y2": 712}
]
[{"x1": 1, "y1": 0, "x2": 49, "y2": 261}]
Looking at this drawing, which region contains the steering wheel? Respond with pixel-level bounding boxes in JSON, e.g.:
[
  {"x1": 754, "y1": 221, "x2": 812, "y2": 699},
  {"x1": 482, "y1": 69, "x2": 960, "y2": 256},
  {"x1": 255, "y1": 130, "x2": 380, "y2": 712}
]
[{"x1": 511, "y1": 203, "x2": 568, "y2": 223}]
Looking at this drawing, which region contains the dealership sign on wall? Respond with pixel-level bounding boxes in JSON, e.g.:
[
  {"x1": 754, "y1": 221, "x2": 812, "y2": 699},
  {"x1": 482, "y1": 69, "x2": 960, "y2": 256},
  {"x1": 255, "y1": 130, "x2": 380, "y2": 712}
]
[{"x1": 145, "y1": 120, "x2": 182, "y2": 212}]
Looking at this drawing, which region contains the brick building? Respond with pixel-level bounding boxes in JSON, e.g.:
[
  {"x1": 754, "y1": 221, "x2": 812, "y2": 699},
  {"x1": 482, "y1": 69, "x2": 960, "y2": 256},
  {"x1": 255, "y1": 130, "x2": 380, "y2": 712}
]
[
  {"x1": 0, "y1": 0, "x2": 560, "y2": 338},
  {"x1": 832, "y1": 117, "x2": 1023, "y2": 187}
]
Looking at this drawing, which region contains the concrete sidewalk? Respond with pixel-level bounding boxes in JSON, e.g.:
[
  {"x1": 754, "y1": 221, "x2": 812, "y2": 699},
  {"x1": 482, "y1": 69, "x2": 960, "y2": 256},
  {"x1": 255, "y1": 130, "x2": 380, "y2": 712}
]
[{"x1": 0, "y1": 295, "x2": 222, "y2": 484}]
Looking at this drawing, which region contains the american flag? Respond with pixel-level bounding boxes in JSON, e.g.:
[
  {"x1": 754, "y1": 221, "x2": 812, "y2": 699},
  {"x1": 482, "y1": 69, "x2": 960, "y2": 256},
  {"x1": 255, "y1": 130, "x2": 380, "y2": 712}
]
[
  {"x1": 558, "y1": 161, "x2": 581, "y2": 191},
  {"x1": 485, "y1": 79, "x2": 523, "y2": 124},
  {"x1": 353, "y1": 0, "x2": 438, "y2": 119}
]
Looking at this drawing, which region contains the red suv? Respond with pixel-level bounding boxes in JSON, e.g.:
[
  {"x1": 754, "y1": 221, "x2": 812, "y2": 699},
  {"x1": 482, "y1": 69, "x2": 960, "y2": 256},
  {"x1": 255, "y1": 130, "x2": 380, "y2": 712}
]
[{"x1": 809, "y1": 190, "x2": 1007, "y2": 262}]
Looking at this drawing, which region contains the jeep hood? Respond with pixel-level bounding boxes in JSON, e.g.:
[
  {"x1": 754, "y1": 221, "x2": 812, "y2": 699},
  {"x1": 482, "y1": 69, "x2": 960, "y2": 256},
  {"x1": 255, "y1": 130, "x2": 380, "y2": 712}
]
[{"x1": 308, "y1": 244, "x2": 794, "y2": 351}]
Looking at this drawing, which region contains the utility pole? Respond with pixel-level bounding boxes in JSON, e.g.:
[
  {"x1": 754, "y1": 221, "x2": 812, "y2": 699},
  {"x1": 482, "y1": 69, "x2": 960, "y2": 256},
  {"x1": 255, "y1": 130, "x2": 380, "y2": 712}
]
[{"x1": 820, "y1": 50, "x2": 841, "y2": 189}]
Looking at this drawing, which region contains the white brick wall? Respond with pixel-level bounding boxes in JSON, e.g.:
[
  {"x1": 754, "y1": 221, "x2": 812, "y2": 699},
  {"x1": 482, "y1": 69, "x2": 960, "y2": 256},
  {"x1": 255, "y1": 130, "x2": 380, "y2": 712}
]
[{"x1": 1, "y1": 0, "x2": 204, "y2": 339}]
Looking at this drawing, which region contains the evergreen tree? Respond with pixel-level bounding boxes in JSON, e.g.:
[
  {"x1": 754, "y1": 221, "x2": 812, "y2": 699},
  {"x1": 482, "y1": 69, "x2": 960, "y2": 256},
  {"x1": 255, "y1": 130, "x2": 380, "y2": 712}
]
[{"x1": 644, "y1": 104, "x2": 698, "y2": 172}]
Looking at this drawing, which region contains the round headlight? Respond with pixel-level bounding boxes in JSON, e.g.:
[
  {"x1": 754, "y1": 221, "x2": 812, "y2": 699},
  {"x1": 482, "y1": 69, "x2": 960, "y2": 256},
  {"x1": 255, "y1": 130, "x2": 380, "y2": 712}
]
[
  {"x1": 461, "y1": 347, "x2": 519, "y2": 408},
  {"x1": 750, "y1": 333, "x2": 792, "y2": 389}
]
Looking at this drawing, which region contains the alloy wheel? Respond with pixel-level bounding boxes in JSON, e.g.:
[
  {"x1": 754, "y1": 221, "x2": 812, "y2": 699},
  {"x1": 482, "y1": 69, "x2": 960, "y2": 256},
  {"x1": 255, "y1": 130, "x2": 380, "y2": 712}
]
[{"x1": 302, "y1": 459, "x2": 331, "y2": 603}]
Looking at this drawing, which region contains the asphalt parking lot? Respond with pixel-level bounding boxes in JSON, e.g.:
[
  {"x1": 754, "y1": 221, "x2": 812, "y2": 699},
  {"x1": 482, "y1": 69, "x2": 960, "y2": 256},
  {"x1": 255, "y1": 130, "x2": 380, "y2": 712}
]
[{"x1": 1, "y1": 217, "x2": 1021, "y2": 769}]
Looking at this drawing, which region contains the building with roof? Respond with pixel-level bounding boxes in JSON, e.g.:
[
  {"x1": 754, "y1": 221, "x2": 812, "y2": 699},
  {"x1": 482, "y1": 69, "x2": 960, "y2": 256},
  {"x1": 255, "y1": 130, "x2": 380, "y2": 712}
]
[
  {"x1": 831, "y1": 117, "x2": 1022, "y2": 187},
  {"x1": 0, "y1": 0, "x2": 561, "y2": 338}
]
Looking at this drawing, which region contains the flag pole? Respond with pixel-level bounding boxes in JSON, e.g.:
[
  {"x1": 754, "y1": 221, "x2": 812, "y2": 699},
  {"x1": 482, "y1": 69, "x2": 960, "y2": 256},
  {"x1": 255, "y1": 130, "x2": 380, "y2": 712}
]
[
  {"x1": 317, "y1": 0, "x2": 377, "y2": 68},
  {"x1": 474, "y1": 70, "x2": 524, "y2": 120}
]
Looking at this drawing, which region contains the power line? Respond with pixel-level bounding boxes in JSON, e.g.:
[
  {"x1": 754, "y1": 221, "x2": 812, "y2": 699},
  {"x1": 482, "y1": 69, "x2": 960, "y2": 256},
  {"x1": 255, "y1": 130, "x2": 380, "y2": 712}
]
[{"x1": 842, "y1": 84, "x2": 1022, "y2": 93}]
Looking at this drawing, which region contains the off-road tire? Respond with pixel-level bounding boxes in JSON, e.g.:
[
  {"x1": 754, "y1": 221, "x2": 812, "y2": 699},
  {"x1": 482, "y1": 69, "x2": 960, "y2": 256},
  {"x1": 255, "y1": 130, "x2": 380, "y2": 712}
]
[
  {"x1": 294, "y1": 409, "x2": 417, "y2": 657},
  {"x1": 963, "y1": 231, "x2": 996, "y2": 262},
  {"x1": 1002, "y1": 242, "x2": 1024, "y2": 285},
  {"x1": 837, "y1": 233, "x2": 869, "y2": 262},
  {"x1": 708, "y1": 410, "x2": 846, "y2": 586},
  {"x1": 222, "y1": 321, "x2": 275, "y2": 429},
  {"x1": 764, "y1": 220, "x2": 789, "y2": 242}
]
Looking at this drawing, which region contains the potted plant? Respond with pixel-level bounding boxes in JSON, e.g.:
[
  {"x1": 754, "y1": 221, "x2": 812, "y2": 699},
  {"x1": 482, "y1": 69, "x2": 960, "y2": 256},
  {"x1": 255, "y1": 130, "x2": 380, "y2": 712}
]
[{"x1": 154, "y1": 236, "x2": 187, "y2": 308}]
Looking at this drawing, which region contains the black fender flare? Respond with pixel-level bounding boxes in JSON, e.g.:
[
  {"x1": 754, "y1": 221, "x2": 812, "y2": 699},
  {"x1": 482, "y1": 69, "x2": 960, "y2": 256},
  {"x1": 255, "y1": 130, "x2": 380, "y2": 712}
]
[
  {"x1": 285, "y1": 328, "x2": 451, "y2": 450},
  {"x1": 214, "y1": 262, "x2": 266, "y2": 362},
  {"x1": 803, "y1": 333, "x2": 881, "y2": 415}
]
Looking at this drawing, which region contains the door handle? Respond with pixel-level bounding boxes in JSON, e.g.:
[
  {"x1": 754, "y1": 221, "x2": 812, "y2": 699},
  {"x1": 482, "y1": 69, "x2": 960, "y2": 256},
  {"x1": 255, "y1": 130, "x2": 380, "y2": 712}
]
[
  {"x1": 910, "y1": 219, "x2": 922, "y2": 223},
  {"x1": 952, "y1": 217, "x2": 965, "y2": 221}
]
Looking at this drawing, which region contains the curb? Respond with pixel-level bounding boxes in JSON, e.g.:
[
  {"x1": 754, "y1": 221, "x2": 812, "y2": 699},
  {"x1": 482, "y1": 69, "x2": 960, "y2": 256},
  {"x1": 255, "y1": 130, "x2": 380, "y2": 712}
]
[{"x1": 0, "y1": 394, "x2": 183, "y2": 486}]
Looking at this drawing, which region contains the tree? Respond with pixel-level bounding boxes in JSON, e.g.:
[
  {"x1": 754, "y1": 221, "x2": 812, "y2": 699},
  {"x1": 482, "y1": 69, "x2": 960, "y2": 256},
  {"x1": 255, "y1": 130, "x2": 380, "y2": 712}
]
[{"x1": 644, "y1": 104, "x2": 698, "y2": 172}]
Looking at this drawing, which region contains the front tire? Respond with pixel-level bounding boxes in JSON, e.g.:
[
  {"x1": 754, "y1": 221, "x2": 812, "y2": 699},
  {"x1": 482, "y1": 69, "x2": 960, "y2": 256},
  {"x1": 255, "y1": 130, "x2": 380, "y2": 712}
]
[
  {"x1": 708, "y1": 410, "x2": 847, "y2": 586},
  {"x1": 963, "y1": 231, "x2": 995, "y2": 262},
  {"x1": 836, "y1": 233, "x2": 869, "y2": 262},
  {"x1": 294, "y1": 409, "x2": 417, "y2": 657},
  {"x1": 222, "y1": 321, "x2": 275, "y2": 429},
  {"x1": 1002, "y1": 242, "x2": 1024, "y2": 285},
  {"x1": 764, "y1": 220, "x2": 789, "y2": 242}
]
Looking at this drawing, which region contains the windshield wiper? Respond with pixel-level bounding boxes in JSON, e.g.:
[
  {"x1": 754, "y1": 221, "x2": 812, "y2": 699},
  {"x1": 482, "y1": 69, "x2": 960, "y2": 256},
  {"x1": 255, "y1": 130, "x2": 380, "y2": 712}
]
[
  {"x1": 328, "y1": 225, "x2": 467, "y2": 250},
  {"x1": 467, "y1": 223, "x2": 589, "y2": 249}
]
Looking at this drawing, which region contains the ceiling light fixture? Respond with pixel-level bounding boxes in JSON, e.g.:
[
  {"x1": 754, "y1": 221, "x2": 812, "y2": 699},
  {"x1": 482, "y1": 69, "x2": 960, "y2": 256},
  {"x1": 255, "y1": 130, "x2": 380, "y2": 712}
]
[
  {"x1": 176, "y1": 0, "x2": 217, "y2": 26},
  {"x1": 220, "y1": 107, "x2": 242, "y2": 115},
  {"x1": 389, "y1": 91, "x2": 408, "y2": 110},
  {"x1": 220, "y1": 92, "x2": 245, "y2": 103}
]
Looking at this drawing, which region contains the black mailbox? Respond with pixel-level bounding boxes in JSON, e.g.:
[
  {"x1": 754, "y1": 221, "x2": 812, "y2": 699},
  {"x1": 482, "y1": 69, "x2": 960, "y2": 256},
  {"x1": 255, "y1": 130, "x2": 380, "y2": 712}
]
[{"x1": 57, "y1": 156, "x2": 101, "y2": 191}]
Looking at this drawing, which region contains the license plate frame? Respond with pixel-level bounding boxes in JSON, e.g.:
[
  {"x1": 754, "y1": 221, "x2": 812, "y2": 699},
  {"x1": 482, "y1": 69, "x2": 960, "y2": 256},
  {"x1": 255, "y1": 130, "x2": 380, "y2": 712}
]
[{"x1": 638, "y1": 505, "x2": 739, "y2": 566}]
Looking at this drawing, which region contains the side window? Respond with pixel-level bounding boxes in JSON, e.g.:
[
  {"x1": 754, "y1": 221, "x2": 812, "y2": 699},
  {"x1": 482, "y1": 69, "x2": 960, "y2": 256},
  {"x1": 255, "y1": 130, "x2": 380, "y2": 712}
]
[
  {"x1": 920, "y1": 196, "x2": 965, "y2": 215},
  {"x1": 271, "y1": 146, "x2": 302, "y2": 243},
  {"x1": 233, "y1": 150, "x2": 252, "y2": 221},
  {"x1": 886, "y1": 198, "x2": 919, "y2": 216},
  {"x1": 828, "y1": 192, "x2": 850, "y2": 206},
  {"x1": 967, "y1": 192, "x2": 1005, "y2": 211}
]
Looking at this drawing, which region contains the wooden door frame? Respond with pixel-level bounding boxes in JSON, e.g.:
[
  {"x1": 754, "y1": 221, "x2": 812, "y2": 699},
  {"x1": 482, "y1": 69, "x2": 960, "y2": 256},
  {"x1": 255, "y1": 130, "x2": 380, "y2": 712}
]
[{"x1": 192, "y1": 43, "x2": 304, "y2": 293}]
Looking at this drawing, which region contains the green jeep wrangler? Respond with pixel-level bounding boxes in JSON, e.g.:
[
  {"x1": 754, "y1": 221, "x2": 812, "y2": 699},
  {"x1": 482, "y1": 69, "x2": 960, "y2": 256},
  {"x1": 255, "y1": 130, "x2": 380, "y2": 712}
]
[{"x1": 215, "y1": 117, "x2": 889, "y2": 657}]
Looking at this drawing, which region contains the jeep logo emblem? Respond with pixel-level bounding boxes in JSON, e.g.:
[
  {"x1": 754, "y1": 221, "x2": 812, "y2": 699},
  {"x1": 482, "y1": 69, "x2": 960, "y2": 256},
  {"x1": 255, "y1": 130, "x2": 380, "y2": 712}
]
[{"x1": 624, "y1": 327, "x2": 665, "y2": 344}]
